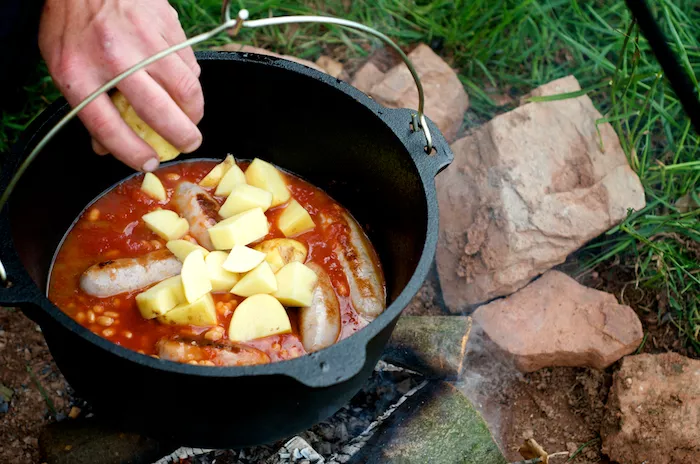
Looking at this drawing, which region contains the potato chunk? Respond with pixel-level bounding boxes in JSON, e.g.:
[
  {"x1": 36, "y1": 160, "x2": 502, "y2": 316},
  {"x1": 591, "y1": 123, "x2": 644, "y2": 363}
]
[
  {"x1": 228, "y1": 294, "x2": 291, "y2": 342},
  {"x1": 222, "y1": 245, "x2": 266, "y2": 273},
  {"x1": 181, "y1": 250, "x2": 212, "y2": 303},
  {"x1": 141, "y1": 173, "x2": 166, "y2": 201},
  {"x1": 205, "y1": 251, "x2": 240, "y2": 292},
  {"x1": 230, "y1": 261, "x2": 277, "y2": 297},
  {"x1": 166, "y1": 240, "x2": 209, "y2": 262},
  {"x1": 219, "y1": 184, "x2": 273, "y2": 218},
  {"x1": 254, "y1": 238, "x2": 308, "y2": 273},
  {"x1": 278, "y1": 200, "x2": 315, "y2": 237},
  {"x1": 142, "y1": 209, "x2": 189, "y2": 241},
  {"x1": 199, "y1": 155, "x2": 235, "y2": 188},
  {"x1": 273, "y1": 262, "x2": 318, "y2": 307},
  {"x1": 111, "y1": 91, "x2": 180, "y2": 162},
  {"x1": 135, "y1": 276, "x2": 185, "y2": 319},
  {"x1": 245, "y1": 158, "x2": 290, "y2": 207},
  {"x1": 158, "y1": 293, "x2": 217, "y2": 327},
  {"x1": 214, "y1": 164, "x2": 246, "y2": 197},
  {"x1": 207, "y1": 208, "x2": 269, "y2": 250}
]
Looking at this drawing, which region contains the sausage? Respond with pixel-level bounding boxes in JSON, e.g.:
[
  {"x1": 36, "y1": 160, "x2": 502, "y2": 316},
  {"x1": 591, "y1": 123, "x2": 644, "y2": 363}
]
[
  {"x1": 171, "y1": 182, "x2": 219, "y2": 250},
  {"x1": 299, "y1": 263, "x2": 341, "y2": 353},
  {"x1": 333, "y1": 213, "x2": 386, "y2": 319},
  {"x1": 80, "y1": 249, "x2": 181, "y2": 298},
  {"x1": 156, "y1": 338, "x2": 270, "y2": 366}
]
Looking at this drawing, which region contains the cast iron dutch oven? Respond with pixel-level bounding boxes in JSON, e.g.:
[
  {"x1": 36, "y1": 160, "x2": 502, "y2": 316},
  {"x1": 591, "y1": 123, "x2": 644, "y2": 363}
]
[{"x1": 0, "y1": 50, "x2": 453, "y2": 448}]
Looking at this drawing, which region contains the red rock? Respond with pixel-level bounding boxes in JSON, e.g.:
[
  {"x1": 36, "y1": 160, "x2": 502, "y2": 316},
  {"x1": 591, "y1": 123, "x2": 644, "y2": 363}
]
[
  {"x1": 601, "y1": 353, "x2": 700, "y2": 464},
  {"x1": 436, "y1": 75, "x2": 645, "y2": 308},
  {"x1": 211, "y1": 43, "x2": 326, "y2": 73},
  {"x1": 367, "y1": 44, "x2": 469, "y2": 142},
  {"x1": 315, "y1": 55, "x2": 344, "y2": 78},
  {"x1": 471, "y1": 270, "x2": 643, "y2": 372},
  {"x1": 351, "y1": 62, "x2": 385, "y2": 94}
]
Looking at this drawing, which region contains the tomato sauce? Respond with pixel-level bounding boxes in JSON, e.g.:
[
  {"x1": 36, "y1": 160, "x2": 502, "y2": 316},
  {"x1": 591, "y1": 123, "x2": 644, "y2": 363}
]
[{"x1": 48, "y1": 160, "x2": 373, "y2": 363}]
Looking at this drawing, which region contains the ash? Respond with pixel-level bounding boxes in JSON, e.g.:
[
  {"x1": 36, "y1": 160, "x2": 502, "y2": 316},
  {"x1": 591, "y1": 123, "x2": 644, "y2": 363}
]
[{"x1": 158, "y1": 362, "x2": 424, "y2": 464}]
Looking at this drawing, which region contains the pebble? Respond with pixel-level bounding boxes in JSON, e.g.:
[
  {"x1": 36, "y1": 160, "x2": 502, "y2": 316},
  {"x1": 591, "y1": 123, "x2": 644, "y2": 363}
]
[{"x1": 335, "y1": 423, "x2": 349, "y2": 442}]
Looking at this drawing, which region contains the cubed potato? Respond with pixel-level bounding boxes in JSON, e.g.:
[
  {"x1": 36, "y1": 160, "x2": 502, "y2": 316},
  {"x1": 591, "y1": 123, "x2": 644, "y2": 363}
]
[
  {"x1": 222, "y1": 245, "x2": 266, "y2": 273},
  {"x1": 207, "y1": 208, "x2": 269, "y2": 250},
  {"x1": 166, "y1": 239, "x2": 209, "y2": 262},
  {"x1": 199, "y1": 155, "x2": 235, "y2": 188},
  {"x1": 142, "y1": 209, "x2": 190, "y2": 241},
  {"x1": 245, "y1": 158, "x2": 291, "y2": 207},
  {"x1": 181, "y1": 250, "x2": 212, "y2": 303},
  {"x1": 219, "y1": 184, "x2": 273, "y2": 218},
  {"x1": 273, "y1": 262, "x2": 318, "y2": 307},
  {"x1": 228, "y1": 294, "x2": 291, "y2": 342},
  {"x1": 230, "y1": 261, "x2": 277, "y2": 297},
  {"x1": 278, "y1": 200, "x2": 315, "y2": 237},
  {"x1": 214, "y1": 164, "x2": 246, "y2": 197},
  {"x1": 254, "y1": 238, "x2": 308, "y2": 273},
  {"x1": 158, "y1": 293, "x2": 217, "y2": 327},
  {"x1": 135, "y1": 276, "x2": 185, "y2": 319},
  {"x1": 205, "y1": 250, "x2": 240, "y2": 292},
  {"x1": 111, "y1": 91, "x2": 180, "y2": 162},
  {"x1": 140, "y1": 172, "x2": 166, "y2": 201}
]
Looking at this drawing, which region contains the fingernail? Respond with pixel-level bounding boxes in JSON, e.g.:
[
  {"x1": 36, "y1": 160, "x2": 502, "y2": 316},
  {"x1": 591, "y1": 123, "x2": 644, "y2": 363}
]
[
  {"x1": 183, "y1": 134, "x2": 203, "y2": 154},
  {"x1": 142, "y1": 158, "x2": 160, "y2": 172}
]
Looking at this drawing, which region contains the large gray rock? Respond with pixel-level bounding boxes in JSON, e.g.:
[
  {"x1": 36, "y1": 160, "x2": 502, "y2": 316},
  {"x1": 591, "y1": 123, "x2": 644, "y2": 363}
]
[
  {"x1": 347, "y1": 381, "x2": 506, "y2": 464},
  {"x1": 472, "y1": 270, "x2": 643, "y2": 372},
  {"x1": 601, "y1": 353, "x2": 700, "y2": 464},
  {"x1": 364, "y1": 44, "x2": 469, "y2": 142},
  {"x1": 436, "y1": 75, "x2": 646, "y2": 309}
]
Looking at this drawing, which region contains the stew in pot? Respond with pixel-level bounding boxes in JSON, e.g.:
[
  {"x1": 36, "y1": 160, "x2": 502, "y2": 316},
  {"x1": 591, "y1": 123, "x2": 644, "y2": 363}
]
[{"x1": 48, "y1": 157, "x2": 386, "y2": 366}]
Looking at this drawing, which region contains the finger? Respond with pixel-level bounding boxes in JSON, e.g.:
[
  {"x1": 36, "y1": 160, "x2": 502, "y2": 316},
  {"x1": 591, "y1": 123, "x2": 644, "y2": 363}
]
[
  {"x1": 146, "y1": 39, "x2": 204, "y2": 124},
  {"x1": 117, "y1": 70, "x2": 202, "y2": 153},
  {"x1": 75, "y1": 93, "x2": 159, "y2": 171},
  {"x1": 160, "y1": 14, "x2": 200, "y2": 77},
  {"x1": 92, "y1": 138, "x2": 109, "y2": 155}
]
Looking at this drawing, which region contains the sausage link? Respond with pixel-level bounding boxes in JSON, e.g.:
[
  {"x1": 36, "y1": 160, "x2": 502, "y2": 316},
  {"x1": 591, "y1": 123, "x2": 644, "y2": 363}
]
[
  {"x1": 80, "y1": 249, "x2": 181, "y2": 298},
  {"x1": 299, "y1": 263, "x2": 341, "y2": 353},
  {"x1": 156, "y1": 338, "x2": 270, "y2": 366},
  {"x1": 333, "y1": 213, "x2": 386, "y2": 319},
  {"x1": 171, "y1": 182, "x2": 219, "y2": 250}
]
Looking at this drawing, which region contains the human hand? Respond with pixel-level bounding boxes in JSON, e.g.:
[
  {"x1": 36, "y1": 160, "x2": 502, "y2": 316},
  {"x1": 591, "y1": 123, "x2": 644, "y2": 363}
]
[{"x1": 38, "y1": 0, "x2": 204, "y2": 171}]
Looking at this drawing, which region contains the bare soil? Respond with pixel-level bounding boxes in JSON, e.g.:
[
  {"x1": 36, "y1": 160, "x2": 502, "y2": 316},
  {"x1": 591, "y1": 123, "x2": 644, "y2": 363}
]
[{"x1": 0, "y1": 307, "x2": 72, "y2": 464}]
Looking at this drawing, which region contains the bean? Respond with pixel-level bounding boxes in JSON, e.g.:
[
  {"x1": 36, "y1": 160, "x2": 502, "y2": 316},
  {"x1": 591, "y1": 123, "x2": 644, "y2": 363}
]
[
  {"x1": 104, "y1": 311, "x2": 120, "y2": 318},
  {"x1": 87, "y1": 310, "x2": 96, "y2": 324},
  {"x1": 151, "y1": 240, "x2": 163, "y2": 250},
  {"x1": 93, "y1": 305, "x2": 104, "y2": 314},
  {"x1": 123, "y1": 331, "x2": 133, "y2": 339},
  {"x1": 166, "y1": 173, "x2": 181, "y2": 181},
  {"x1": 102, "y1": 328, "x2": 115, "y2": 337},
  {"x1": 87, "y1": 209, "x2": 100, "y2": 221},
  {"x1": 204, "y1": 327, "x2": 224, "y2": 341},
  {"x1": 75, "y1": 312, "x2": 86, "y2": 323},
  {"x1": 96, "y1": 316, "x2": 114, "y2": 327},
  {"x1": 199, "y1": 360, "x2": 215, "y2": 367}
]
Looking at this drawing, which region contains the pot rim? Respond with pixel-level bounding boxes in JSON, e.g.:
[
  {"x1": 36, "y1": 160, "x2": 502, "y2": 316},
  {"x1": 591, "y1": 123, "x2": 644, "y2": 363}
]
[{"x1": 0, "y1": 50, "x2": 452, "y2": 388}]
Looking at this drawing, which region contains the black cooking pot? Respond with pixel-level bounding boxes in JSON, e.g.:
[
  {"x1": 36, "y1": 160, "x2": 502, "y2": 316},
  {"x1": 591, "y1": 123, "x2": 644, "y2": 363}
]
[{"x1": 0, "y1": 51, "x2": 452, "y2": 448}]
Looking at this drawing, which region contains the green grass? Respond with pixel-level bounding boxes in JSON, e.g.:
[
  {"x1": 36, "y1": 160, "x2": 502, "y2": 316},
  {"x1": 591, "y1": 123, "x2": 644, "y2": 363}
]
[{"x1": 1, "y1": 0, "x2": 698, "y2": 352}]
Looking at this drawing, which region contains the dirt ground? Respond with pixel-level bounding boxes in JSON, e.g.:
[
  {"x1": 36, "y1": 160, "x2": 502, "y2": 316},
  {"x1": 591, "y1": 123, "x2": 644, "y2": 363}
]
[{"x1": 0, "y1": 307, "x2": 72, "y2": 464}]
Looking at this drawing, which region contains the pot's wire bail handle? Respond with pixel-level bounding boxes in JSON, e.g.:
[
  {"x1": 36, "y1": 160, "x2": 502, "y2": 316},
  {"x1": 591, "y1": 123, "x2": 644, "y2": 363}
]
[
  {"x1": 0, "y1": 5, "x2": 433, "y2": 286},
  {"x1": 222, "y1": 2, "x2": 433, "y2": 153}
]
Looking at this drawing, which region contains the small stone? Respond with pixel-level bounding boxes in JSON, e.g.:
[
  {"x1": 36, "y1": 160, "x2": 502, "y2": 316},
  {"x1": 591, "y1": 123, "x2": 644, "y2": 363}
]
[
  {"x1": 68, "y1": 406, "x2": 81, "y2": 419},
  {"x1": 601, "y1": 353, "x2": 700, "y2": 464},
  {"x1": 351, "y1": 62, "x2": 385, "y2": 94},
  {"x1": 383, "y1": 316, "x2": 472, "y2": 379},
  {"x1": 472, "y1": 271, "x2": 643, "y2": 372},
  {"x1": 436, "y1": 75, "x2": 646, "y2": 309},
  {"x1": 316, "y1": 442, "x2": 332, "y2": 456},
  {"x1": 315, "y1": 56, "x2": 344, "y2": 78},
  {"x1": 367, "y1": 43, "x2": 469, "y2": 142},
  {"x1": 566, "y1": 442, "x2": 578, "y2": 454},
  {"x1": 316, "y1": 423, "x2": 334, "y2": 441}
]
